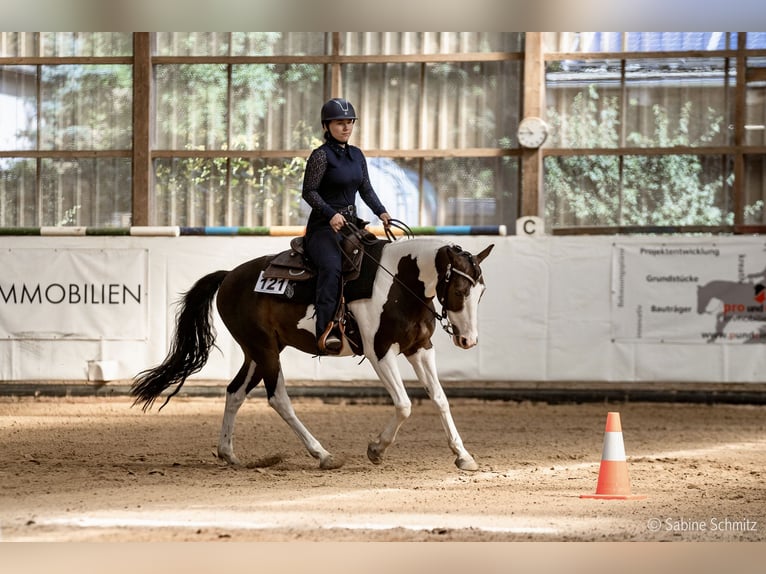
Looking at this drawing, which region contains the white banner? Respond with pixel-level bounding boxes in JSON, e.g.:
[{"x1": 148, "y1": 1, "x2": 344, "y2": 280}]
[
  {"x1": 612, "y1": 242, "x2": 766, "y2": 343},
  {"x1": 0, "y1": 248, "x2": 148, "y2": 340}
]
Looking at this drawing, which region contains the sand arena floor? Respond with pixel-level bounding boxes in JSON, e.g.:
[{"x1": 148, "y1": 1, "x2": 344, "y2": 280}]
[{"x1": 0, "y1": 395, "x2": 764, "y2": 542}]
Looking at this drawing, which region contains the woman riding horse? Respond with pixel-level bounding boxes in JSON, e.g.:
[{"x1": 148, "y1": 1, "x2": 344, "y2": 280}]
[{"x1": 301, "y1": 98, "x2": 392, "y2": 354}]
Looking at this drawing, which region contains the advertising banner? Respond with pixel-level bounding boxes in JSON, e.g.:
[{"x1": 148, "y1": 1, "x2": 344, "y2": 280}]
[
  {"x1": 0, "y1": 248, "x2": 148, "y2": 340},
  {"x1": 612, "y1": 242, "x2": 766, "y2": 344}
]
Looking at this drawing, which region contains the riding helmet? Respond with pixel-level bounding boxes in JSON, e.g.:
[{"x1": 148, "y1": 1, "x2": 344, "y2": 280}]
[{"x1": 321, "y1": 98, "x2": 357, "y2": 126}]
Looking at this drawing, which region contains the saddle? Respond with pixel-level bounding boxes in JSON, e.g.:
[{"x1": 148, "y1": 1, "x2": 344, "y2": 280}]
[
  {"x1": 260, "y1": 225, "x2": 377, "y2": 356},
  {"x1": 261, "y1": 225, "x2": 374, "y2": 283},
  {"x1": 258, "y1": 220, "x2": 410, "y2": 356}
]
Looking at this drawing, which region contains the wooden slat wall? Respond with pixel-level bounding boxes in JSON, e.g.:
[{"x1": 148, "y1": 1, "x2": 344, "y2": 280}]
[{"x1": 4, "y1": 32, "x2": 766, "y2": 231}]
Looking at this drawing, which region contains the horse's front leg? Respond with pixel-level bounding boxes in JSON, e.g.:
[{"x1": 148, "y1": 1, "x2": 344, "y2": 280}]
[
  {"x1": 715, "y1": 312, "x2": 731, "y2": 339},
  {"x1": 407, "y1": 347, "x2": 478, "y2": 471},
  {"x1": 366, "y1": 349, "x2": 412, "y2": 465}
]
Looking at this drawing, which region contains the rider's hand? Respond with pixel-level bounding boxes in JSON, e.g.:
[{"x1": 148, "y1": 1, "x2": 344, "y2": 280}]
[
  {"x1": 380, "y1": 212, "x2": 392, "y2": 228},
  {"x1": 329, "y1": 212, "x2": 347, "y2": 232}
]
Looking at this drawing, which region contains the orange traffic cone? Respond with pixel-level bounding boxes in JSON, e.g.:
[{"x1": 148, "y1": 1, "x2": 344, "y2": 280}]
[{"x1": 581, "y1": 412, "x2": 646, "y2": 500}]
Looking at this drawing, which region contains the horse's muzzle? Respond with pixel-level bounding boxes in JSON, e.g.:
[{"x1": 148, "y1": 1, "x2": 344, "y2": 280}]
[{"x1": 453, "y1": 334, "x2": 477, "y2": 349}]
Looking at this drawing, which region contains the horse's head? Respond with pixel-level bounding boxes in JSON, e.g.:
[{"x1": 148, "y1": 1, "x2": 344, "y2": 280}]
[{"x1": 435, "y1": 243, "x2": 494, "y2": 349}]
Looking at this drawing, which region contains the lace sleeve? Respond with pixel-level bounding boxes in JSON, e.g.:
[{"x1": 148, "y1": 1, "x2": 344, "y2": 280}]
[
  {"x1": 358, "y1": 154, "x2": 387, "y2": 217},
  {"x1": 301, "y1": 148, "x2": 336, "y2": 219}
]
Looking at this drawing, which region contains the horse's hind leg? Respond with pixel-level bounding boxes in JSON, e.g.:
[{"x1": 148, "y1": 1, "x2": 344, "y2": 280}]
[
  {"x1": 264, "y1": 364, "x2": 343, "y2": 470},
  {"x1": 407, "y1": 347, "x2": 478, "y2": 471},
  {"x1": 217, "y1": 359, "x2": 260, "y2": 465}
]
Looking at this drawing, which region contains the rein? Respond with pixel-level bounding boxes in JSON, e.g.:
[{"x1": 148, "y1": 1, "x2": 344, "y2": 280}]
[{"x1": 344, "y1": 220, "x2": 475, "y2": 337}]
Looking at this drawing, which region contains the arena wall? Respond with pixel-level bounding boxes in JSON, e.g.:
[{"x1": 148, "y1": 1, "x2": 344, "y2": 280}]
[{"x1": 2, "y1": 233, "x2": 765, "y2": 385}]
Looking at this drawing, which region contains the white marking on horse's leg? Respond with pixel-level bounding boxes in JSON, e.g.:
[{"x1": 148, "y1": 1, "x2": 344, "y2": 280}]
[
  {"x1": 366, "y1": 349, "x2": 412, "y2": 465},
  {"x1": 407, "y1": 347, "x2": 478, "y2": 471},
  {"x1": 268, "y1": 369, "x2": 342, "y2": 470},
  {"x1": 217, "y1": 361, "x2": 256, "y2": 465}
]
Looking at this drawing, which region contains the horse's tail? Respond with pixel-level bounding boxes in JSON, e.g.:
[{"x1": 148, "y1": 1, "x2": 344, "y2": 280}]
[{"x1": 130, "y1": 270, "x2": 229, "y2": 411}]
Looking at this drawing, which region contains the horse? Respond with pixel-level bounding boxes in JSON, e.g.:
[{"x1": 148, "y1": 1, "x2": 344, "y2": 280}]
[
  {"x1": 130, "y1": 233, "x2": 494, "y2": 471},
  {"x1": 697, "y1": 279, "x2": 766, "y2": 340}
]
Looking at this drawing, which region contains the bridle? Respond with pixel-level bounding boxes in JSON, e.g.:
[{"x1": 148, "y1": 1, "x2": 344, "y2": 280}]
[
  {"x1": 441, "y1": 252, "x2": 483, "y2": 289},
  {"x1": 345, "y1": 220, "x2": 482, "y2": 337},
  {"x1": 435, "y1": 247, "x2": 484, "y2": 335}
]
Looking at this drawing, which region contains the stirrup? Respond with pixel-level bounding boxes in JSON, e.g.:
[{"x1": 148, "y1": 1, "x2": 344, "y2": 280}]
[{"x1": 318, "y1": 322, "x2": 343, "y2": 355}]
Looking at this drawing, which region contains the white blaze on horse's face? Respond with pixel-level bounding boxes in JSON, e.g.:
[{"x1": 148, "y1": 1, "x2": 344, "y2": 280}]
[{"x1": 448, "y1": 279, "x2": 486, "y2": 349}]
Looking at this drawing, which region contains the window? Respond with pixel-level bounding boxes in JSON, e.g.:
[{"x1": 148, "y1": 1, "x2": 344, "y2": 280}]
[
  {"x1": 4, "y1": 32, "x2": 764, "y2": 234},
  {"x1": 0, "y1": 33, "x2": 132, "y2": 227},
  {"x1": 542, "y1": 32, "x2": 762, "y2": 233},
  {"x1": 151, "y1": 32, "x2": 522, "y2": 228}
]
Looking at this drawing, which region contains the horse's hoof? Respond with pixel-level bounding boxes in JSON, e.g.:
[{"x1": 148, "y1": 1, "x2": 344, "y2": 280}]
[
  {"x1": 367, "y1": 443, "x2": 384, "y2": 465},
  {"x1": 319, "y1": 455, "x2": 344, "y2": 470},
  {"x1": 217, "y1": 450, "x2": 242, "y2": 466},
  {"x1": 455, "y1": 455, "x2": 479, "y2": 472}
]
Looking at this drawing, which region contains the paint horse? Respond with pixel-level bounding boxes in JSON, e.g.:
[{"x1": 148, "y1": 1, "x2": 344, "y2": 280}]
[
  {"x1": 697, "y1": 279, "x2": 766, "y2": 342},
  {"x1": 131, "y1": 234, "x2": 494, "y2": 471}
]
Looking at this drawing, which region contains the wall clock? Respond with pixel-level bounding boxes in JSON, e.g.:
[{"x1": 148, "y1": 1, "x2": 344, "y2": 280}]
[{"x1": 517, "y1": 116, "x2": 549, "y2": 148}]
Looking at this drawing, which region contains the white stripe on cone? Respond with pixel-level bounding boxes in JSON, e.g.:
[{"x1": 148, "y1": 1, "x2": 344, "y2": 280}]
[{"x1": 601, "y1": 431, "x2": 627, "y2": 462}]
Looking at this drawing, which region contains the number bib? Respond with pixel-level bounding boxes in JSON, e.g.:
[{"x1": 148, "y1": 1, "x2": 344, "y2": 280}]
[{"x1": 254, "y1": 271, "x2": 290, "y2": 295}]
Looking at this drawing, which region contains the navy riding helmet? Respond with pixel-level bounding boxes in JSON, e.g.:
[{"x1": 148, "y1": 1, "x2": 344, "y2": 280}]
[{"x1": 321, "y1": 98, "x2": 357, "y2": 127}]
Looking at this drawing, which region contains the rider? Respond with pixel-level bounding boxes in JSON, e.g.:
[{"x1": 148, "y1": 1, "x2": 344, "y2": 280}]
[{"x1": 302, "y1": 97, "x2": 392, "y2": 354}]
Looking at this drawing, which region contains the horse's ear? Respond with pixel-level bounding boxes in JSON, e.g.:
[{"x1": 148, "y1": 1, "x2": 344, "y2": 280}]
[{"x1": 475, "y1": 243, "x2": 494, "y2": 264}]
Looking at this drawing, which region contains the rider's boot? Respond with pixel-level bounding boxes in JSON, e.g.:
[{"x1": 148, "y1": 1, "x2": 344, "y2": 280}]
[{"x1": 318, "y1": 321, "x2": 342, "y2": 355}]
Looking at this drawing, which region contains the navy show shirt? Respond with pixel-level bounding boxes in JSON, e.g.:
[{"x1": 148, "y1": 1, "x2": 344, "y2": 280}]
[{"x1": 302, "y1": 137, "x2": 387, "y2": 232}]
